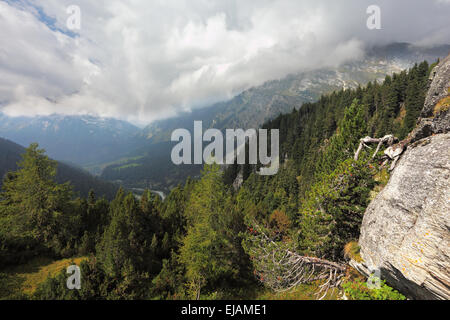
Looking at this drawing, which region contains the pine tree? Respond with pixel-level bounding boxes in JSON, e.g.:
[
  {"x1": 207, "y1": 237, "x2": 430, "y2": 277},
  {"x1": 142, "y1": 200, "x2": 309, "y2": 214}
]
[
  {"x1": 179, "y1": 165, "x2": 243, "y2": 298},
  {"x1": 0, "y1": 143, "x2": 72, "y2": 243},
  {"x1": 97, "y1": 192, "x2": 157, "y2": 278},
  {"x1": 298, "y1": 159, "x2": 376, "y2": 260},
  {"x1": 317, "y1": 99, "x2": 367, "y2": 175}
]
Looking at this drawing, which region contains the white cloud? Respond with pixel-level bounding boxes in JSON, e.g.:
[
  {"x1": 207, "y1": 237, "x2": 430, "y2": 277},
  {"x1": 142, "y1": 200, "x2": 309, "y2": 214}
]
[{"x1": 0, "y1": 0, "x2": 449, "y2": 125}]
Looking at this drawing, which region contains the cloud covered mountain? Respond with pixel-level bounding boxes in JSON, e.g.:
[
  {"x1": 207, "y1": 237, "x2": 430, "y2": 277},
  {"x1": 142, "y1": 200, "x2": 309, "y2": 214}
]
[
  {"x1": 99, "y1": 43, "x2": 450, "y2": 191},
  {"x1": 0, "y1": 113, "x2": 141, "y2": 166},
  {"x1": 1, "y1": 1, "x2": 449, "y2": 123},
  {"x1": 141, "y1": 43, "x2": 450, "y2": 142}
]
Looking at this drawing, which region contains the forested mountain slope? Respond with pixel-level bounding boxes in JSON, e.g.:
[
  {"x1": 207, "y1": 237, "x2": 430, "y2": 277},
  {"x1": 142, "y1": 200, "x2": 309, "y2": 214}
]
[
  {"x1": 0, "y1": 114, "x2": 141, "y2": 167},
  {"x1": 228, "y1": 60, "x2": 433, "y2": 198},
  {"x1": 0, "y1": 138, "x2": 119, "y2": 199},
  {"x1": 100, "y1": 44, "x2": 450, "y2": 192}
]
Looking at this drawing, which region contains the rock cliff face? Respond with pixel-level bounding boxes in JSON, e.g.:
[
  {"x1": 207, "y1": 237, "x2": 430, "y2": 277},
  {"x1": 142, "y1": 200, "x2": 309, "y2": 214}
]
[{"x1": 355, "y1": 54, "x2": 450, "y2": 300}]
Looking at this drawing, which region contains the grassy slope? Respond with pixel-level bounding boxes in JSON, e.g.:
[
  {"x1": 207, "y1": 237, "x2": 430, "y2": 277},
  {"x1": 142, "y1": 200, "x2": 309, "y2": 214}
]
[
  {"x1": 255, "y1": 282, "x2": 340, "y2": 300},
  {"x1": 0, "y1": 256, "x2": 87, "y2": 299}
]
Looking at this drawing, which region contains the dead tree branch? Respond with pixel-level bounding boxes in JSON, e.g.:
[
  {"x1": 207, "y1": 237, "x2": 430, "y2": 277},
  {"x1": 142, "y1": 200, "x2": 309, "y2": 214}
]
[
  {"x1": 354, "y1": 134, "x2": 407, "y2": 171},
  {"x1": 354, "y1": 135, "x2": 397, "y2": 161},
  {"x1": 247, "y1": 223, "x2": 346, "y2": 299}
]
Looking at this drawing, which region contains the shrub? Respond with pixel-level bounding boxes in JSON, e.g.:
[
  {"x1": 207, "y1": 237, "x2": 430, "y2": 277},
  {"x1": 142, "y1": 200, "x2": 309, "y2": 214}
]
[{"x1": 342, "y1": 278, "x2": 406, "y2": 300}]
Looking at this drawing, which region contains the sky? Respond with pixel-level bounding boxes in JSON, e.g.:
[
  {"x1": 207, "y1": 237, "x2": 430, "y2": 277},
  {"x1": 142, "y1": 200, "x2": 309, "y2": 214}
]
[{"x1": 0, "y1": 0, "x2": 449, "y2": 125}]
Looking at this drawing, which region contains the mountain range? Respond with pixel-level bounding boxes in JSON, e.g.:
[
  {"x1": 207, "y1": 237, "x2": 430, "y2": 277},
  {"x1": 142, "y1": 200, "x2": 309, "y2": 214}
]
[
  {"x1": 0, "y1": 43, "x2": 449, "y2": 192},
  {"x1": 0, "y1": 137, "x2": 119, "y2": 199},
  {"x1": 0, "y1": 114, "x2": 141, "y2": 166}
]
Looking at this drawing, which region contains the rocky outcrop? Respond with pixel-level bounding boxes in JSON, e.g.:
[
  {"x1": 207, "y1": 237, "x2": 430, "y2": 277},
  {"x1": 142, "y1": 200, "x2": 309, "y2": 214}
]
[
  {"x1": 356, "y1": 133, "x2": 450, "y2": 300},
  {"x1": 356, "y1": 53, "x2": 450, "y2": 300},
  {"x1": 409, "y1": 54, "x2": 450, "y2": 143},
  {"x1": 422, "y1": 54, "x2": 450, "y2": 118}
]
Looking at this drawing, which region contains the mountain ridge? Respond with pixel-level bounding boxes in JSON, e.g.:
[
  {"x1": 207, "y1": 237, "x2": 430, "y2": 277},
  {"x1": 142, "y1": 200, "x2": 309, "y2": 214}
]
[
  {"x1": 0, "y1": 113, "x2": 142, "y2": 166},
  {"x1": 0, "y1": 137, "x2": 119, "y2": 200}
]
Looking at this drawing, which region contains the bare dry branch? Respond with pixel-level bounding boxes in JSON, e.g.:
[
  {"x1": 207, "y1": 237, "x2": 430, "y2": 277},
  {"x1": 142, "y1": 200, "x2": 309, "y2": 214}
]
[
  {"x1": 247, "y1": 223, "x2": 346, "y2": 299},
  {"x1": 354, "y1": 135, "x2": 397, "y2": 161}
]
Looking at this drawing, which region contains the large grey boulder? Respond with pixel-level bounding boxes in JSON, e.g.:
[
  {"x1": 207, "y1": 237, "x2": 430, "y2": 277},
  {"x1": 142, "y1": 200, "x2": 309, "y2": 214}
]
[{"x1": 357, "y1": 133, "x2": 450, "y2": 300}]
